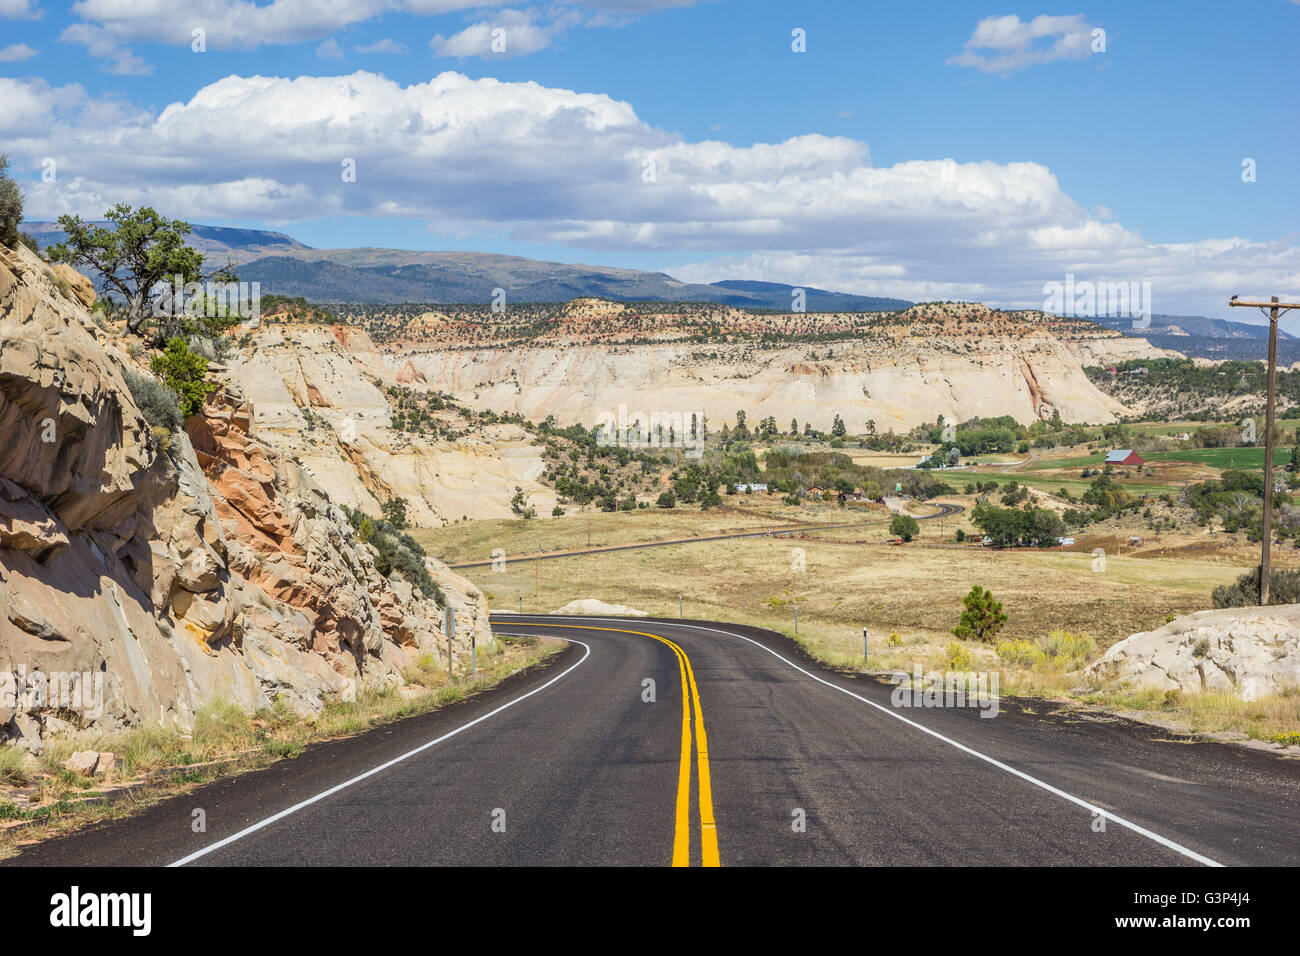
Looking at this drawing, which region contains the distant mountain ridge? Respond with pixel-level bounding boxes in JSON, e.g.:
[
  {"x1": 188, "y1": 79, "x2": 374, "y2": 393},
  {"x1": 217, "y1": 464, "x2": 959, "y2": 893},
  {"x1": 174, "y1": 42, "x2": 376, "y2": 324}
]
[
  {"x1": 1091, "y1": 312, "x2": 1296, "y2": 363},
  {"x1": 21, "y1": 220, "x2": 311, "y2": 265},
  {"x1": 1092, "y1": 312, "x2": 1291, "y2": 340},
  {"x1": 21, "y1": 221, "x2": 908, "y2": 311}
]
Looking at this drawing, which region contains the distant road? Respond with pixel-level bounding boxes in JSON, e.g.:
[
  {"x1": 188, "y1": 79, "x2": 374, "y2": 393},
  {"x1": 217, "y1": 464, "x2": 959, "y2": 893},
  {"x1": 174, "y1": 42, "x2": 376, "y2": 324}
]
[
  {"x1": 447, "y1": 502, "x2": 964, "y2": 569},
  {"x1": 13, "y1": 612, "x2": 1298, "y2": 866}
]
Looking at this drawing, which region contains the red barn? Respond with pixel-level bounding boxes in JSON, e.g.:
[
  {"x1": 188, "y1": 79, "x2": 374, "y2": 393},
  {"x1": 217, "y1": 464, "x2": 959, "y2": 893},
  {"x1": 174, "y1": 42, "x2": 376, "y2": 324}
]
[{"x1": 1104, "y1": 449, "x2": 1144, "y2": 466}]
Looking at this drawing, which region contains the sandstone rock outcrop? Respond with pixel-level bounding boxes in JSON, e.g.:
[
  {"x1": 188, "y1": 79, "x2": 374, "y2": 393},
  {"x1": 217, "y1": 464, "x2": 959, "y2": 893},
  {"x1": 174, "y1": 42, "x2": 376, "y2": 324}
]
[
  {"x1": 1089, "y1": 605, "x2": 1300, "y2": 699},
  {"x1": 374, "y1": 300, "x2": 1174, "y2": 436},
  {"x1": 0, "y1": 243, "x2": 492, "y2": 752},
  {"x1": 551, "y1": 599, "x2": 648, "y2": 617},
  {"x1": 223, "y1": 324, "x2": 556, "y2": 525},
  {"x1": 398, "y1": 335, "x2": 1158, "y2": 437}
]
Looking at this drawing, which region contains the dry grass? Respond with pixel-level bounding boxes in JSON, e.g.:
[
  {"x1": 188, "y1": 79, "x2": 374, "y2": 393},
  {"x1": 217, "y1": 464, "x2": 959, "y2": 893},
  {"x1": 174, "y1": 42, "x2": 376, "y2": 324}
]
[
  {"x1": 454, "y1": 507, "x2": 1297, "y2": 741},
  {"x1": 413, "y1": 498, "x2": 883, "y2": 565},
  {"x1": 468, "y1": 527, "x2": 1241, "y2": 648}
]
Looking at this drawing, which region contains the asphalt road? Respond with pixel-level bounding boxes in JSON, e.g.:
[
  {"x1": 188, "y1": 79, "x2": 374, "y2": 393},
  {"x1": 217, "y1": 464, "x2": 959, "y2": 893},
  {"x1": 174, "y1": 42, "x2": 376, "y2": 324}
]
[{"x1": 9, "y1": 613, "x2": 1299, "y2": 867}]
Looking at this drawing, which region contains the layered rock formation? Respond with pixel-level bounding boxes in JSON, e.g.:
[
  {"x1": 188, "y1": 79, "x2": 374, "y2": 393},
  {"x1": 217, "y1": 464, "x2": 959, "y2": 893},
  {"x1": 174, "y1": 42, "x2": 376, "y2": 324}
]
[
  {"x1": 385, "y1": 303, "x2": 1174, "y2": 434},
  {"x1": 0, "y1": 244, "x2": 490, "y2": 752},
  {"x1": 223, "y1": 324, "x2": 557, "y2": 526},
  {"x1": 400, "y1": 336, "x2": 1148, "y2": 436}
]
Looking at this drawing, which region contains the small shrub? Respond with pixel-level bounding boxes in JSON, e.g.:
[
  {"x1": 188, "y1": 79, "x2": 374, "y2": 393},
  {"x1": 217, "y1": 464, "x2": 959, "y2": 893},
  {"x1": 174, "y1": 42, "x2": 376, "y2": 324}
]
[
  {"x1": 944, "y1": 640, "x2": 973, "y2": 671},
  {"x1": 151, "y1": 337, "x2": 216, "y2": 417},
  {"x1": 886, "y1": 632, "x2": 903, "y2": 647},
  {"x1": 340, "y1": 505, "x2": 444, "y2": 606},
  {"x1": 0, "y1": 745, "x2": 31, "y2": 786},
  {"x1": 1038, "y1": 629, "x2": 1096, "y2": 666},
  {"x1": 996, "y1": 639, "x2": 1042, "y2": 668},
  {"x1": 1213, "y1": 566, "x2": 1300, "y2": 607},
  {"x1": 123, "y1": 368, "x2": 183, "y2": 433},
  {"x1": 953, "y1": 585, "x2": 1008, "y2": 643}
]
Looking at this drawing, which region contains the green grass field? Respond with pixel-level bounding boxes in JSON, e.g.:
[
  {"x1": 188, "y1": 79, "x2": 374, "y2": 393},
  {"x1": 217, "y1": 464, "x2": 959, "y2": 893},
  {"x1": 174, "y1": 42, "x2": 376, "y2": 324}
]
[
  {"x1": 997, "y1": 472, "x2": 1180, "y2": 498},
  {"x1": 1142, "y1": 447, "x2": 1266, "y2": 470},
  {"x1": 1023, "y1": 446, "x2": 1268, "y2": 476},
  {"x1": 1024, "y1": 454, "x2": 1106, "y2": 471},
  {"x1": 1129, "y1": 418, "x2": 1300, "y2": 439}
]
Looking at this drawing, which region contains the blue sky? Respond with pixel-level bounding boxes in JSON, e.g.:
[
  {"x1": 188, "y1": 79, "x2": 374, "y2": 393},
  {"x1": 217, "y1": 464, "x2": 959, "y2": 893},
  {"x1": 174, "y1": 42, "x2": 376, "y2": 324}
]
[{"x1": 2, "y1": 0, "x2": 1297, "y2": 314}]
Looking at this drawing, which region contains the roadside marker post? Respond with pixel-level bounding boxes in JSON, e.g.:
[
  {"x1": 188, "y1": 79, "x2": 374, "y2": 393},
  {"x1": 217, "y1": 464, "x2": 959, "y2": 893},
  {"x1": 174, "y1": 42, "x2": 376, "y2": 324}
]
[
  {"x1": 794, "y1": 605, "x2": 799, "y2": 635},
  {"x1": 863, "y1": 627, "x2": 868, "y2": 663},
  {"x1": 444, "y1": 602, "x2": 456, "y2": 677},
  {"x1": 679, "y1": 595, "x2": 683, "y2": 618}
]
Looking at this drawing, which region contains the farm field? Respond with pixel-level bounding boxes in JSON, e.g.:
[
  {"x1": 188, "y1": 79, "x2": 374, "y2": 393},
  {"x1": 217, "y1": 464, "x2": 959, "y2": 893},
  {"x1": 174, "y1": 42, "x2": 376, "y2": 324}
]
[
  {"x1": 411, "y1": 498, "x2": 889, "y2": 565},
  {"x1": 1142, "y1": 447, "x2": 1268, "y2": 469},
  {"x1": 445, "y1": 509, "x2": 1248, "y2": 662}
]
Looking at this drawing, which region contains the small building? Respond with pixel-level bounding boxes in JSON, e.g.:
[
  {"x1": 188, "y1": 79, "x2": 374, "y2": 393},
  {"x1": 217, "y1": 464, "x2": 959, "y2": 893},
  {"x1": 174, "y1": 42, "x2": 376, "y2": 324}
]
[
  {"x1": 735, "y1": 483, "x2": 768, "y2": 493},
  {"x1": 1104, "y1": 449, "x2": 1144, "y2": 466}
]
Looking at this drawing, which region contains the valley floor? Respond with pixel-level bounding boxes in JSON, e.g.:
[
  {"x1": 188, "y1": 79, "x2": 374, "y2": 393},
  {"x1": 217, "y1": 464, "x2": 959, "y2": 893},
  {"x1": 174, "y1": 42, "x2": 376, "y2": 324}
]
[{"x1": 416, "y1": 498, "x2": 1300, "y2": 747}]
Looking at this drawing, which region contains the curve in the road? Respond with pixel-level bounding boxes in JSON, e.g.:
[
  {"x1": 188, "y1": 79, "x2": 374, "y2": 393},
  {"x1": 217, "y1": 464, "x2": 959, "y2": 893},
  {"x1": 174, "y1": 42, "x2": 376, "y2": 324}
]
[
  {"x1": 14, "y1": 603, "x2": 1288, "y2": 868},
  {"x1": 512, "y1": 622, "x2": 719, "y2": 867},
  {"x1": 564, "y1": 616, "x2": 1222, "y2": 867}
]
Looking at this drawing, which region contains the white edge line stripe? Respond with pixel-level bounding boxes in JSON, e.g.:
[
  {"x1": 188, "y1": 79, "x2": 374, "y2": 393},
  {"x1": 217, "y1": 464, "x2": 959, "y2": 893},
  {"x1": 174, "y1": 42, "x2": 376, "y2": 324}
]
[
  {"x1": 168, "y1": 637, "x2": 591, "y2": 867},
  {"x1": 511, "y1": 614, "x2": 1223, "y2": 868}
]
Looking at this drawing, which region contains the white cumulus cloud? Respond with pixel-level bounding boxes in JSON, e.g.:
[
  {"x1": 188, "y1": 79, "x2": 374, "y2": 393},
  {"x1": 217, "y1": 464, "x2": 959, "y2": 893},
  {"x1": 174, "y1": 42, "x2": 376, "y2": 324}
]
[
  {"x1": 60, "y1": 0, "x2": 702, "y2": 69},
  {"x1": 316, "y1": 38, "x2": 345, "y2": 59},
  {"x1": 0, "y1": 42, "x2": 38, "y2": 61},
  {"x1": 356, "y1": 37, "x2": 409, "y2": 54},
  {"x1": 4, "y1": 70, "x2": 1294, "y2": 315},
  {"x1": 0, "y1": 0, "x2": 41, "y2": 19},
  {"x1": 948, "y1": 14, "x2": 1101, "y2": 74},
  {"x1": 431, "y1": 8, "x2": 560, "y2": 58}
]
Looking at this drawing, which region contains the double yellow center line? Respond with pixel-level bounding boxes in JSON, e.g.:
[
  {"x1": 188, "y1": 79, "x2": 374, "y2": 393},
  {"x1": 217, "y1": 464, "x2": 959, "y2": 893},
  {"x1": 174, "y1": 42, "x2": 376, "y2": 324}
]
[{"x1": 521, "y1": 622, "x2": 719, "y2": 867}]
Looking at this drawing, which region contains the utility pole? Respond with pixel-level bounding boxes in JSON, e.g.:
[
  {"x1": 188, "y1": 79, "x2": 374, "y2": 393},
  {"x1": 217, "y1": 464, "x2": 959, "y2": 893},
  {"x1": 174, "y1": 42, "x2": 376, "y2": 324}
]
[{"x1": 1229, "y1": 296, "x2": 1300, "y2": 604}]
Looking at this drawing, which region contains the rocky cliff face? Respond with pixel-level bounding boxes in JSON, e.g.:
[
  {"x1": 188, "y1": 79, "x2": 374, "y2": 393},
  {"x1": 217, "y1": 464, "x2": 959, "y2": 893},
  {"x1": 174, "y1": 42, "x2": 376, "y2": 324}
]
[
  {"x1": 366, "y1": 299, "x2": 1174, "y2": 435},
  {"x1": 223, "y1": 324, "x2": 557, "y2": 527},
  {"x1": 0, "y1": 244, "x2": 490, "y2": 752},
  {"x1": 399, "y1": 335, "x2": 1149, "y2": 436}
]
